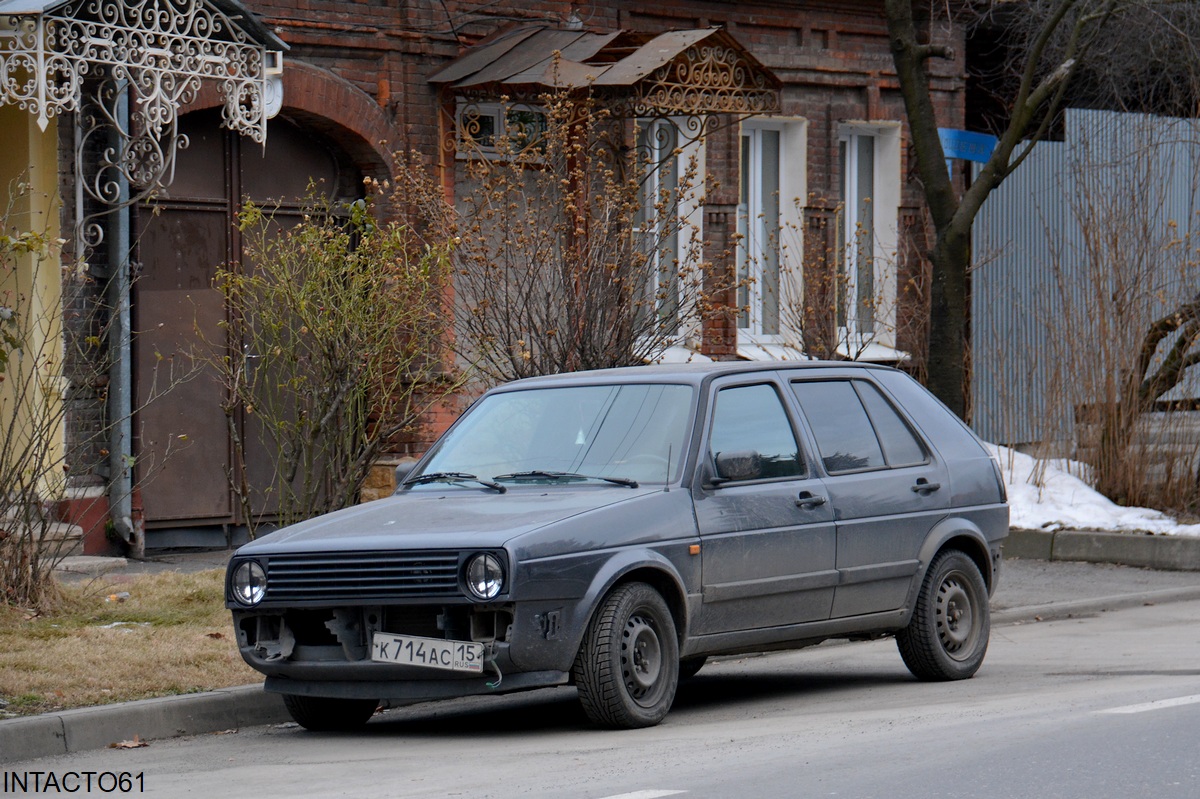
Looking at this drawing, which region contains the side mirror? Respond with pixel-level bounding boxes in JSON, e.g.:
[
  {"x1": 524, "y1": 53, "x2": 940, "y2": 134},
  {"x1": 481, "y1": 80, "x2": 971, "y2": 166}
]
[
  {"x1": 392, "y1": 459, "x2": 418, "y2": 493},
  {"x1": 713, "y1": 450, "x2": 763, "y2": 483}
]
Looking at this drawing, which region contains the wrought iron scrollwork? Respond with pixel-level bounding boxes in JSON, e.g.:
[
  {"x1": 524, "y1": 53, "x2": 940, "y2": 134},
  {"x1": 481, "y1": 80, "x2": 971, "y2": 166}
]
[
  {"x1": 1, "y1": 0, "x2": 280, "y2": 244},
  {"x1": 630, "y1": 43, "x2": 780, "y2": 117},
  {"x1": 75, "y1": 74, "x2": 190, "y2": 248}
]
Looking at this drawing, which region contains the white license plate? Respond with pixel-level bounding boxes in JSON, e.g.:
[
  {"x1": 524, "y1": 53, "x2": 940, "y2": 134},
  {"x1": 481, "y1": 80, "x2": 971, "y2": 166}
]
[{"x1": 371, "y1": 633, "x2": 485, "y2": 673}]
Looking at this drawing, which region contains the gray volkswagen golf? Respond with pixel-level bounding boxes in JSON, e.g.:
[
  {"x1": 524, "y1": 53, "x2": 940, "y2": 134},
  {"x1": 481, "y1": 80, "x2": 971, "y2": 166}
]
[{"x1": 226, "y1": 361, "x2": 1008, "y2": 730}]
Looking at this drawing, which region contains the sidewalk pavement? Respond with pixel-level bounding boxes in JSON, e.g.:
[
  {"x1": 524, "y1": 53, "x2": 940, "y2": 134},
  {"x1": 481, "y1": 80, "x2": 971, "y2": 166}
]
[{"x1": 3, "y1": 529, "x2": 1200, "y2": 764}]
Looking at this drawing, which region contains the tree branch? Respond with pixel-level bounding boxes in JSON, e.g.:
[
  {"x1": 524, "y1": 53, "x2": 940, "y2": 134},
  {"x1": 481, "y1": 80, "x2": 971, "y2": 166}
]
[{"x1": 1136, "y1": 295, "x2": 1200, "y2": 405}]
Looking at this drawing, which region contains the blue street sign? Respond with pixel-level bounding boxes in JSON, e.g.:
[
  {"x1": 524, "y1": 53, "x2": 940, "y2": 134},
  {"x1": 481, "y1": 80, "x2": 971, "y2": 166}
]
[{"x1": 938, "y1": 128, "x2": 998, "y2": 163}]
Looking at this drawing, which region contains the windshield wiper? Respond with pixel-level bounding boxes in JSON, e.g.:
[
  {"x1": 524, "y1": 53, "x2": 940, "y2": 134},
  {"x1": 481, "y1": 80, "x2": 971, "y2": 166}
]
[
  {"x1": 404, "y1": 472, "x2": 507, "y2": 493},
  {"x1": 493, "y1": 470, "x2": 638, "y2": 488}
]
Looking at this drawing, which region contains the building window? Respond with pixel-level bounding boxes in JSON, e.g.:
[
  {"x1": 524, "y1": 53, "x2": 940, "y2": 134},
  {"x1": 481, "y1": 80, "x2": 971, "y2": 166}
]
[
  {"x1": 836, "y1": 124, "x2": 902, "y2": 355},
  {"x1": 736, "y1": 119, "x2": 806, "y2": 352},
  {"x1": 638, "y1": 119, "x2": 682, "y2": 333},
  {"x1": 635, "y1": 118, "x2": 704, "y2": 339},
  {"x1": 456, "y1": 101, "x2": 546, "y2": 157}
]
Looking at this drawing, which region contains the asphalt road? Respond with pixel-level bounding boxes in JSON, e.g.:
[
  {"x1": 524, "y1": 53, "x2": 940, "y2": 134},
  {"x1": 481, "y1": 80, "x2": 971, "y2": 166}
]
[{"x1": 7, "y1": 587, "x2": 1199, "y2": 798}]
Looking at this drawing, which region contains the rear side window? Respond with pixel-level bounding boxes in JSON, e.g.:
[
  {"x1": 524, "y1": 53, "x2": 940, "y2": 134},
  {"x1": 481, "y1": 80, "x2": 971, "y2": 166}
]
[
  {"x1": 791, "y1": 380, "x2": 928, "y2": 474},
  {"x1": 856, "y1": 381, "x2": 927, "y2": 467}
]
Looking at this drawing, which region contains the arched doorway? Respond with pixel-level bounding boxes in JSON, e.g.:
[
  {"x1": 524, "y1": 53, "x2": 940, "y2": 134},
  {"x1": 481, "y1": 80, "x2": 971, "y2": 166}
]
[{"x1": 134, "y1": 109, "x2": 363, "y2": 534}]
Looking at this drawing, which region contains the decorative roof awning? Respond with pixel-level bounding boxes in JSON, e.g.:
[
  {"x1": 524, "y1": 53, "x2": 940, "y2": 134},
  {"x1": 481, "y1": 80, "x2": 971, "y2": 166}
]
[
  {"x1": 0, "y1": 0, "x2": 286, "y2": 141},
  {"x1": 0, "y1": 0, "x2": 287, "y2": 247},
  {"x1": 429, "y1": 25, "x2": 781, "y2": 117}
]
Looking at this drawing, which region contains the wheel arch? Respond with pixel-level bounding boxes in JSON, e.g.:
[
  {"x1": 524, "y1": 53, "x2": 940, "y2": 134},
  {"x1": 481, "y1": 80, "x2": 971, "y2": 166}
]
[
  {"x1": 899, "y1": 518, "x2": 994, "y2": 627},
  {"x1": 566, "y1": 551, "x2": 691, "y2": 658},
  {"x1": 921, "y1": 518, "x2": 993, "y2": 587}
]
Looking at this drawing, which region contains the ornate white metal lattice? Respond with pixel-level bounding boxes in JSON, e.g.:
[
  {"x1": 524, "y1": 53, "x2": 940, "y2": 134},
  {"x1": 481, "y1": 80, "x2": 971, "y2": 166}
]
[
  {"x1": 0, "y1": 0, "x2": 276, "y2": 138},
  {"x1": 0, "y1": 0, "x2": 282, "y2": 244}
]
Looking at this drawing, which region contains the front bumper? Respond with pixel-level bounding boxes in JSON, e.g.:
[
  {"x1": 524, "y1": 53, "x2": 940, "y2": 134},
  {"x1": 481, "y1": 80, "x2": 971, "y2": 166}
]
[
  {"x1": 232, "y1": 598, "x2": 582, "y2": 700},
  {"x1": 263, "y1": 670, "x2": 571, "y2": 702}
]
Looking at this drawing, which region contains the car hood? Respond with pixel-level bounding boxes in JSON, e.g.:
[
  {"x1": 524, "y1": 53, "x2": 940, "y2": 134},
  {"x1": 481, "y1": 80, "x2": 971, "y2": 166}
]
[{"x1": 234, "y1": 485, "x2": 665, "y2": 555}]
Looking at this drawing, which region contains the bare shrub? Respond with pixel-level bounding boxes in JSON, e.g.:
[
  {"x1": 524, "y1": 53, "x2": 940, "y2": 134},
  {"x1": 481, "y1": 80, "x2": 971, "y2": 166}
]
[
  {"x1": 396, "y1": 85, "x2": 720, "y2": 386},
  {"x1": 1, "y1": 182, "x2": 103, "y2": 609},
  {"x1": 206, "y1": 189, "x2": 458, "y2": 537},
  {"x1": 1003, "y1": 113, "x2": 1200, "y2": 513}
]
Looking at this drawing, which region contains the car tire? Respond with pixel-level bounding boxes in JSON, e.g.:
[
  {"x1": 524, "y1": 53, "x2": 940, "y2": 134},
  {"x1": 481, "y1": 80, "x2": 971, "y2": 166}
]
[
  {"x1": 572, "y1": 582, "x2": 679, "y2": 729},
  {"x1": 282, "y1": 694, "x2": 378, "y2": 731},
  {"x1": 897, "y1": 549, "x2": 990, "y2": 681},
  {"x1": 679, "y1": 656, "x2": 708, "y2": 680}
]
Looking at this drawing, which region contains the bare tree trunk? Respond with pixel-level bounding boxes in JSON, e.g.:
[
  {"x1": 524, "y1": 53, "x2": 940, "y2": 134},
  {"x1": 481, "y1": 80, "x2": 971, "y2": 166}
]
[
  {"x1": 886, "y1": 0, "x2": 969, "y2": 417},
  {"x1": 885, "y1": 0, "x2": 1117, "y2": 419},
  {"x1": 925, "y1": 233, "x2": 970, "y2": 417}
]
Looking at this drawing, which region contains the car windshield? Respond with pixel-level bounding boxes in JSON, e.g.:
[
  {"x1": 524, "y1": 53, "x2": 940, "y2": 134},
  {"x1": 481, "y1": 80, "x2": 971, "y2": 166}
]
[{"x1": 413, "y1": 383, "x2": 694, "y2": 486}]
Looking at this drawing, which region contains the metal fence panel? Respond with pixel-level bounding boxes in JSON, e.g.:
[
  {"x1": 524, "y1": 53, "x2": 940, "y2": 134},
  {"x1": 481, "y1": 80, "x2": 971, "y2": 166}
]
[{"x1": 972, "y1": 109, "x2": 1200, "y2": 447}]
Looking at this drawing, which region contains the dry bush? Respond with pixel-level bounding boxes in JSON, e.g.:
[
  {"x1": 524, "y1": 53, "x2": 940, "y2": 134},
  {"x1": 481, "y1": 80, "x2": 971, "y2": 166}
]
[
  {"x1": 204, "y1": 188, "x2": 458, "y2": 536},
  {"x1": 1, "y1": 182, "x2": 76, "y2": 610},
  {"x1": 989, "y1": 112, "x2": 1200, "y2": 514},
  {"x1": 396, "y1": 85, "x2": 720, "y2": 386}
]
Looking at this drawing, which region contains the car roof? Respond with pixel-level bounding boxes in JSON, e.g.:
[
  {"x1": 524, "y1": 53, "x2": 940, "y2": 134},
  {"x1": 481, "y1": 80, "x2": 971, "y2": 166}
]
[{"x1": 492, "y1": 360, "x2": 901, "y2": 391}]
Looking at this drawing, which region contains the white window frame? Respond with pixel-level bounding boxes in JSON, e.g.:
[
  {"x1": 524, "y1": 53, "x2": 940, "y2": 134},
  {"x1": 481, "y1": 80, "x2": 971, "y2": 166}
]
[
  {"x1": 837, "y1": 122, "x2": 902, "y2": 356},
  {"x1": 736, "y1": 118, "x2": 807, "y2": 355},
  {"x1": 636, "y1": 116, "x2": 706, "y2": 347}
]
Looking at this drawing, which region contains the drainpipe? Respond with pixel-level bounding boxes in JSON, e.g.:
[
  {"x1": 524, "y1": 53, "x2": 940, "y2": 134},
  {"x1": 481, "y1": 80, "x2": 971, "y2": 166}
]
[{"x1": 107, "y1": 82, "x2": 141, "y2": 558}]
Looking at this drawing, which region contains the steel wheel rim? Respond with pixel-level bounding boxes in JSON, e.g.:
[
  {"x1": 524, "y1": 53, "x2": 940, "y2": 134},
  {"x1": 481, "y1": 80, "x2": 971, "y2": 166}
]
[
  {"x1": 621, "y1": 611, "x2": 663, "y2": 705},
  {"x1": 936, "y1": 571, "x2": 980, "y2": 661}
]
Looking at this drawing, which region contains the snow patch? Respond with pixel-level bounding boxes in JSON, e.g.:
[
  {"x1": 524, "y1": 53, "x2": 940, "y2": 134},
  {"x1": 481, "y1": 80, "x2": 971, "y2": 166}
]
[{"x1": 989, "y1": 444, "x2": 1200, "y2": 537}]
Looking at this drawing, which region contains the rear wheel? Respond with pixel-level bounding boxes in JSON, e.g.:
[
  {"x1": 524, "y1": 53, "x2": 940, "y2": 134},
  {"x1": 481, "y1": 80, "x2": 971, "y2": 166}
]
[
  {"x1": 897, "y1": 549, "x2": 990, "y2": 681},
  {"x1": 282, "y1": 694, "x2": 378, "y2": 731},
  {"x1": 572, "y1": 582, "x2": 679, "y2": 728}
]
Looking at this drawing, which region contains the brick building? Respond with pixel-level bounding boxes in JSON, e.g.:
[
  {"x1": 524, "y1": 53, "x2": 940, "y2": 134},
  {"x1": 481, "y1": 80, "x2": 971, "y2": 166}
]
[{"x1": 4, "y1": 0, "x2": 968, "y2": 546}]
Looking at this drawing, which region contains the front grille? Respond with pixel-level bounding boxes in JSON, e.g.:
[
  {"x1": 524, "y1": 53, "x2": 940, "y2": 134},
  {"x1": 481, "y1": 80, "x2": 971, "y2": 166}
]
[{"x1": 265, "y1": 550, "x2": 461, "y2": 602}]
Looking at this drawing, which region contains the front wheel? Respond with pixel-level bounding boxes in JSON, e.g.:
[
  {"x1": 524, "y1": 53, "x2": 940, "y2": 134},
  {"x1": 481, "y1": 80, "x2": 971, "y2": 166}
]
[
  {"x1": 282, "y1": 694, "x2": 378, "y2": 731},
  {"x1": 572, "y1": 582, "x2": 679, "y2": 728},
  {"x1": 896, "y1": 549, "x2": 990, "y2": 681}
]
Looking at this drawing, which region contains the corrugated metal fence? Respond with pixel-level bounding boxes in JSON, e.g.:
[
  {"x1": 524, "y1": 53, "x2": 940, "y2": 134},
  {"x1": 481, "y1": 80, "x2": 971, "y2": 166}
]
[{"x1": 971, "y1": 109, "x2": 1200, "y2": 446}]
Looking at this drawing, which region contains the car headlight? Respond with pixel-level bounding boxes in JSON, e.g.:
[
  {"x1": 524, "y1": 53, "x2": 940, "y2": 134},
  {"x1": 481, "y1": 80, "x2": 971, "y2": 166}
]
[
  {"x1": 464, "y1": 553, "x2": 505, "y2": 600},
  {"x1": 231, "y1": 560, "x2": 267, "y2": 606}
]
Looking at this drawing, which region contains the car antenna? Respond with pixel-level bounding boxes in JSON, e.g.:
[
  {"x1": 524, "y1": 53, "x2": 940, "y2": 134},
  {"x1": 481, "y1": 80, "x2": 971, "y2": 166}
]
[{"x1": 663, "y1": 445, "x2": 672, "y2": 493}]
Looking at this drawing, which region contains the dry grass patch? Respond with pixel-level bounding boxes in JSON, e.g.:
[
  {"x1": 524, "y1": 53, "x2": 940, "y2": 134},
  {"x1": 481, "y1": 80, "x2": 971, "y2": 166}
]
[{"x1": 0, "y1": 569, "x2": 258, "y2": 716}]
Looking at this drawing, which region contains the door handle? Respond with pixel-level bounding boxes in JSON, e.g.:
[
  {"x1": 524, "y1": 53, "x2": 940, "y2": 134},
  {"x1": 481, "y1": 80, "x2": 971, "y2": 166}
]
[
  {"x1": 795, "y1": 491, "x2": 827, "y2": 509},
  {"x1": 911, "y1": 478, "x2": 941, "y2": 494}
]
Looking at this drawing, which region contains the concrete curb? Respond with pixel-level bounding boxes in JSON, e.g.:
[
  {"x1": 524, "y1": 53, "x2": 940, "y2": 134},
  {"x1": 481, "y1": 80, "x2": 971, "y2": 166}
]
[
  {"x1": 9, "y1": 586, "x2": 1200, "y2": 765},
  {"x1": 993, "y1": 584, "x2": 1200, "y2": 626},
  {"x1": 1004, "y1": 528, "x2": 1200, "y2": 570},
  {"x1": 7, "y1": 580, "x2": 1200, "y2": 764},
  {"x1": 0, "y1": 684, "x2": 288, "y2": 764}
]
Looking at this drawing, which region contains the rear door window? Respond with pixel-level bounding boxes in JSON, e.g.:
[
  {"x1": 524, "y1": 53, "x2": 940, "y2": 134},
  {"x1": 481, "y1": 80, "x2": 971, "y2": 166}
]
[{"x1": 791, "y1": 379, "x2": 928, "y2": 474}]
